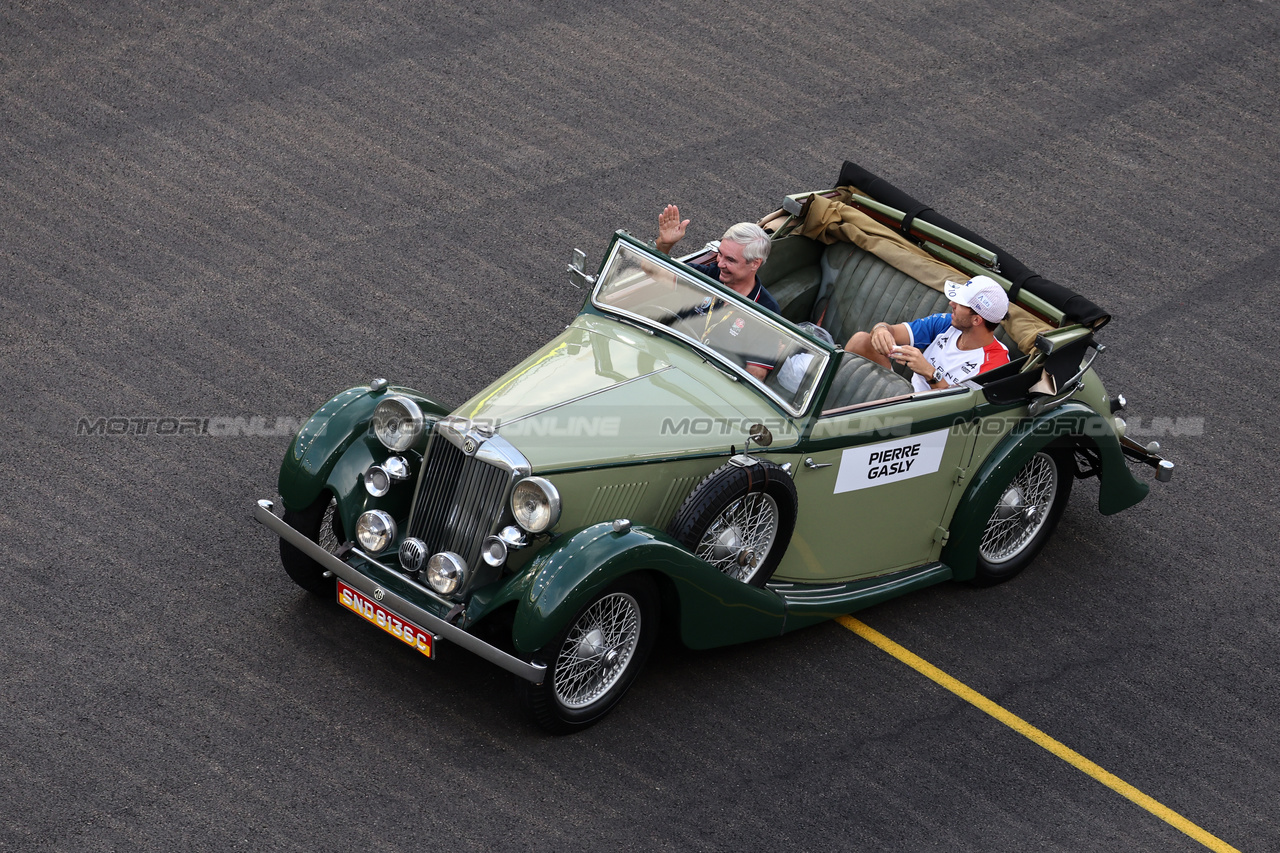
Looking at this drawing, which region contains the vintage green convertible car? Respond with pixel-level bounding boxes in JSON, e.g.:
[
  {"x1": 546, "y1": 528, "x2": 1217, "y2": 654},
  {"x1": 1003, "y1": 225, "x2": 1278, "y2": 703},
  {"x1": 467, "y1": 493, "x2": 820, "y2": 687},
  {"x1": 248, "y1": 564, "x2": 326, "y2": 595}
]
[{"x1": 254, "y1": 161, "x2": 1173, "y2": 732}]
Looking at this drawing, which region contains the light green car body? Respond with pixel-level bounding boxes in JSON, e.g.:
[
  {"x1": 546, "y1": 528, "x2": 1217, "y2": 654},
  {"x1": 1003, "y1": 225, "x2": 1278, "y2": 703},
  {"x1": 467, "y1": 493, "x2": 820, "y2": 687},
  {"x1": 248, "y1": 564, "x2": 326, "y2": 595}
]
[{"x1": 259, "y1": 172, "x2": 1172, "y2": 715}]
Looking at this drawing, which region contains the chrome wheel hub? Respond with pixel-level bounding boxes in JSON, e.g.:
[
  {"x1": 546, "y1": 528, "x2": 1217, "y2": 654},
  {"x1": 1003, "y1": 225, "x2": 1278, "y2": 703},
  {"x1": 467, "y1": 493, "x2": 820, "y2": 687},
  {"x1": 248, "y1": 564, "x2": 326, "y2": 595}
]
[
  {"x1": 553, "y1": 592, "x2": 641, "y2": 709},
  {"x1": 979, "y1": 453, "x2": 1059, "y2": 563},
  {"x1": 994, "y1": 485, "x2": 1027, "y2": 519},
  {"x1": 710, "y1": 527, "x2": 758, "y2": 570},
  {"x1": 697, "y1": 493, "x2": 779, "y2": 583},
  {"x1": 573, "y1": 628, "x2": 606, "y2": 662}
]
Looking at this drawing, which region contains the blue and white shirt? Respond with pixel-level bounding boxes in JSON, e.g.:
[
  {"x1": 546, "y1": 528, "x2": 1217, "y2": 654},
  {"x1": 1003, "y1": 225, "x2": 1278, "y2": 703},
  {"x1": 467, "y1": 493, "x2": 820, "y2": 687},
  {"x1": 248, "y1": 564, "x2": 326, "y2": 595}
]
[{"x1": 906, "y1": 313, "x2": 1009, "y2": 393}]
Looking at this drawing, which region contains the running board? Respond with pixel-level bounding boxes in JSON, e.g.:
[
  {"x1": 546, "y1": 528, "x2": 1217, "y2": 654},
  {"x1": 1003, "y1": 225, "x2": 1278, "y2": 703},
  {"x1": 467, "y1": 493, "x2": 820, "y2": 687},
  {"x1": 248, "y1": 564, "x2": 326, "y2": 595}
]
[{"x1": 769, "y1": 563, "x2": 953, "y2": 627}]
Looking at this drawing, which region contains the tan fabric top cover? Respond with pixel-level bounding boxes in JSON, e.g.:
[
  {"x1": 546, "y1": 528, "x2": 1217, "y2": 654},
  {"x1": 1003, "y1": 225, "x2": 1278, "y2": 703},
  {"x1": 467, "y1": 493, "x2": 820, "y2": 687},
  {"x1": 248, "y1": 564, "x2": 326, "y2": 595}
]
[{"x1": 796, "y1": 191, "x2": 1050, "y2": 354}]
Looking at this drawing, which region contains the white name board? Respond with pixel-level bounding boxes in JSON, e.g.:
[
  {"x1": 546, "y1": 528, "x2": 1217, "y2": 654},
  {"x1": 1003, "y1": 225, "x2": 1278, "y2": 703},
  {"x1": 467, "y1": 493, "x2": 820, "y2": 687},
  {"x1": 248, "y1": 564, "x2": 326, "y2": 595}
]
[{"x1": 834, "y1": 428, "x2": 950, "y2": 493}]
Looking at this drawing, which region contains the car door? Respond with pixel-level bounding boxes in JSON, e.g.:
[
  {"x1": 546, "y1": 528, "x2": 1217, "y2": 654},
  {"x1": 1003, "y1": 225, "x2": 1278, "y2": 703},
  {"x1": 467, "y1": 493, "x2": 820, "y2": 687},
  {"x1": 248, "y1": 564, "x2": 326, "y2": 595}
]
[{"x1": 772, "y1": 389, "x2": 980, "y2": 583}]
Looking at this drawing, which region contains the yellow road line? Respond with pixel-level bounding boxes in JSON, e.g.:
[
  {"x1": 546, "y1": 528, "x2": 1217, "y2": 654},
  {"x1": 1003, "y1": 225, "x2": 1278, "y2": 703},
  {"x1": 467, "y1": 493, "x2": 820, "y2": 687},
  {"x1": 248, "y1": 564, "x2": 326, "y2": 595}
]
[{"x1": 837, "y1": 616, "x2": 1241, "y2": 853}]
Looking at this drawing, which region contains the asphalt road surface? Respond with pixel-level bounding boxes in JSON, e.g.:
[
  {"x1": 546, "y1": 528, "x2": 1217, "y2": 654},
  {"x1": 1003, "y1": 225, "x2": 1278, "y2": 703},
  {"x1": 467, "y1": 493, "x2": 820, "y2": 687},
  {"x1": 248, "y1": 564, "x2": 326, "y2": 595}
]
[{"x1": 3, "y1": 1, "x2": 1278, "y2": 851}]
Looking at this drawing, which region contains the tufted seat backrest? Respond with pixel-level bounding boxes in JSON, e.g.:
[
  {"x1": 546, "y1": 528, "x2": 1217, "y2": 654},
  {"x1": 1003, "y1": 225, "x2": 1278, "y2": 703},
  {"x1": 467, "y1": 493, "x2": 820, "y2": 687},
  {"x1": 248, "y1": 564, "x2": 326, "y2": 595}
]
[
  {"x1": 815, "y1": 243, "x2": 1019, "y2": 354},
  {"x1": 823, "y1": 354, "x2": 914, "y2": 411},
  {"x1": 820, "y1": 244, "x2": 951, "y2": 343}
]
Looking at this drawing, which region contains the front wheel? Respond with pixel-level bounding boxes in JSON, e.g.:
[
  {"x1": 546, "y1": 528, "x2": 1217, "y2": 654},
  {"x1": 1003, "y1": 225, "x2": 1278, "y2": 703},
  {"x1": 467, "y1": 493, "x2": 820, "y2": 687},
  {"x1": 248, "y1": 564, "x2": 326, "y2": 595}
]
[
  {"x1": 972, "y1": 450, "x2": 1073, "y2": 585},
  {"x1": 279, "y1": 492, "x2": 344, "y2": 597},
  {"x1": 523, "y1": 574, "x2": 658, "y2": 734}
]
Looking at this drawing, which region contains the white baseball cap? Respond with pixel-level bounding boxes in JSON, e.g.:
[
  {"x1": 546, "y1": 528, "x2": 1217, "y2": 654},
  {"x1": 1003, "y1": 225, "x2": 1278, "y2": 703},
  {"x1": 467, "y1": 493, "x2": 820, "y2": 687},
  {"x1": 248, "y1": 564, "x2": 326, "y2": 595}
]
[{"x1": 945, "y1": 275, "x2": 1009, "y2": 323}]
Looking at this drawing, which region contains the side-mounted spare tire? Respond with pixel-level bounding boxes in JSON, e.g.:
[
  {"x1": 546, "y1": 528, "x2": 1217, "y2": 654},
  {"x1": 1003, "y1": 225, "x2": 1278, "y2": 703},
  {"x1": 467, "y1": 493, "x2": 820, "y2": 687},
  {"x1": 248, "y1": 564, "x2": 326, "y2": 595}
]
[{"x1": 667, "y1": 458, "x2": 798, "y2": 587}]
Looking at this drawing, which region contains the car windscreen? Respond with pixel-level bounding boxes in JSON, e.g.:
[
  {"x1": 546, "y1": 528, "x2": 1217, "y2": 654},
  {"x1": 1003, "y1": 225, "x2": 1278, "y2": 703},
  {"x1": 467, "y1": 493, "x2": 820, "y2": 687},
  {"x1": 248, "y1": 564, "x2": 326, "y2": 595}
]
[{"x1": 591, "y1": 241, "x2": 829, "y2": 415}]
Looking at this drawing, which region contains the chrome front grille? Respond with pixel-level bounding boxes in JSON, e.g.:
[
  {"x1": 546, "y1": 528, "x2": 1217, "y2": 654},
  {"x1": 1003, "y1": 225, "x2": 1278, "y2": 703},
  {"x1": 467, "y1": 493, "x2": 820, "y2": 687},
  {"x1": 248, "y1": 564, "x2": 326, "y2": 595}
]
[{"x1": 406, "y1": 420, "x2": 528, "y2": 582}]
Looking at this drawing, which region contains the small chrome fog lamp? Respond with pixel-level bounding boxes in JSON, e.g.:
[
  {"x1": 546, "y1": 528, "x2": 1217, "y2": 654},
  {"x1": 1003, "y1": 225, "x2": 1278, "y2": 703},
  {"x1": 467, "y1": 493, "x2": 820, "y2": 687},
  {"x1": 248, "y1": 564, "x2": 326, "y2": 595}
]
[
  {"x1": 498, "y1": 525, "x2": 528, "y2": 549},
  {"x1": 364, "y1": 455, "x2": 411, "y2": 497},
  {"x1": 355, "y1": 510, "x2": 396, "y2": 553},
  {"x1": 382, "y1": 455, "x2": 410, "y2": 480},
  {"x1": 481, "y1": 535, "x2": 508, "y2": 568},
  {"x1": 364, "y1": 465, "x2": 392, "y2": 497},
  {"x1": 426, "y1": 552, "x2": 467, "y2": 596}
]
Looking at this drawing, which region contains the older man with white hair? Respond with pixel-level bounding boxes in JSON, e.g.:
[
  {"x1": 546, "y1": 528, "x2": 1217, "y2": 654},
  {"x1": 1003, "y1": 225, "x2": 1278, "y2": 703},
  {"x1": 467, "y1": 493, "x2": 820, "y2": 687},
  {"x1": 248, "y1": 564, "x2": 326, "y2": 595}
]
[
  {"x1": 845, "y1": 275, "x2": 1011, "y2": 392},
  {"x1": 655, "y1": 204, "x2": 781, "y2": 315}
]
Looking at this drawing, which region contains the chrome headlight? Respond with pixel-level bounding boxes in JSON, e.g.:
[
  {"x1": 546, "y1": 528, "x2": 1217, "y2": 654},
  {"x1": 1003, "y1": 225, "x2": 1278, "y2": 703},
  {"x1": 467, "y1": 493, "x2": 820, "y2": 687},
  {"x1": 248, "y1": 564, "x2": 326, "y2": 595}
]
[
  {"x1": 371, "y1": 395, "x2": 424, "y2": 453},
  {"x1": 511, "y1": 476, "x2": 561, "y2": 534},
  {"x1": 426, "y1": 551, "x2": 467, "y2": 596},
  {"x1": 355, "y1": 510, "x2": 396, "y2": 552}
]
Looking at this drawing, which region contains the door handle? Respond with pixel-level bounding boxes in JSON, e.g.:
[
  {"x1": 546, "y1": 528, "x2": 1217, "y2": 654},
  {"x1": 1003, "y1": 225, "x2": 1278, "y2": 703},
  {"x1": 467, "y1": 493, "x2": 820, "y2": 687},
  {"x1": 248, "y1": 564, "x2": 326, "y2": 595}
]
[{"x1": 803, "y1": 457, "x2": 832, "y2": 469}]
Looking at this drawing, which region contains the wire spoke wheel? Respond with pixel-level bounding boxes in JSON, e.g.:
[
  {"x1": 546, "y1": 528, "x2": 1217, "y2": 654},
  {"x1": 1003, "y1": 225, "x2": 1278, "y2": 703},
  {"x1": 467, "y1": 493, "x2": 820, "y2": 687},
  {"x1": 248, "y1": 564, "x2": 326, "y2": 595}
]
[
  {"x1": 318, "y1": 496, "x2": 342, "y2": 554},
  {"x1": 695, "y1": 492, "x2": 779, "y2": 583},
  {"x1": 552, "y1": 592, "x2": 641, "y2": 709},
  {"x1": 971, "y1": 450, "x2": 1072, "y2": 584},
  {"x1": 980, "y1": 453, "x2": 1058, "y2": 562},
  {"x1": 525, "y1": 575, "x2": 659, "y2": 734}
]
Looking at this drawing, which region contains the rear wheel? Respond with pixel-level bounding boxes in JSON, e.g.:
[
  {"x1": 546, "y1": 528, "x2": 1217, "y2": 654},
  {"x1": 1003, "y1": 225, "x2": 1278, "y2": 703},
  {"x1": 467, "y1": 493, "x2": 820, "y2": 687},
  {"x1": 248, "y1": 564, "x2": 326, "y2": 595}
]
[
  {"x1": 972, "y1": 450, "x2": 1072, "y2": 585},
  {"x1": 523, "y1": 575, "x2": 658, "y2": 734},
  {"x1": 279, "y1": 493, "x2": 344, "y2": 597}
]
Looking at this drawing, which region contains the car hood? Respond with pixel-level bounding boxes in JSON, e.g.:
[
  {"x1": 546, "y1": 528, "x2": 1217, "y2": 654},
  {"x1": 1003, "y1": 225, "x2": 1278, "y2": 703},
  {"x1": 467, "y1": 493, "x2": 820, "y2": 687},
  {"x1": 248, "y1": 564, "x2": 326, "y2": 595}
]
[{"x1": 455, "y1": 314, "x2": 798, "y2": 471}]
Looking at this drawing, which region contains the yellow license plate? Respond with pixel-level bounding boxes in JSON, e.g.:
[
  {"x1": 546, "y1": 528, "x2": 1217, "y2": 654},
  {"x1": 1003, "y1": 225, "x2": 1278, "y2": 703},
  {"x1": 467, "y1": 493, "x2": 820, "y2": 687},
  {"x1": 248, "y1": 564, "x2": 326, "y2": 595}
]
[{"x1": 338, "y1": 581, "x2": 435, "y2": 659}]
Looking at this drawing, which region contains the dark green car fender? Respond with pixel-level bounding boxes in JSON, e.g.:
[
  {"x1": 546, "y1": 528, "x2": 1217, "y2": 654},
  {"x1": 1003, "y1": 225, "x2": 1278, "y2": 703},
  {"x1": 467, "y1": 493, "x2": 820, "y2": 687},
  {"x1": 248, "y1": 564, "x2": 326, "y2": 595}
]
[
  {"x1": 497, "y1": 522, "x2": 787, "y2": 655},
  {"x1": 942, "y1": 401, "x2": 1150, "y2": 581},
  {"x1": 308, "y1": 432, "x2": 419, "y2": 547},
  {"x1": 277, "y1": 385, "x2": 449, "y2": 512}
]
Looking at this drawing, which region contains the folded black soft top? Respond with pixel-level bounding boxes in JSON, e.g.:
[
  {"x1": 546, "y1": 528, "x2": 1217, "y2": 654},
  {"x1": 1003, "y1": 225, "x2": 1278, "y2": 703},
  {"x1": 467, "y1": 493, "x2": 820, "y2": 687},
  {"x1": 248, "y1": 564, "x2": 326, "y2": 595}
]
[{"x1": 835, "y1": 160, "x2": 1109, "y2": 329}]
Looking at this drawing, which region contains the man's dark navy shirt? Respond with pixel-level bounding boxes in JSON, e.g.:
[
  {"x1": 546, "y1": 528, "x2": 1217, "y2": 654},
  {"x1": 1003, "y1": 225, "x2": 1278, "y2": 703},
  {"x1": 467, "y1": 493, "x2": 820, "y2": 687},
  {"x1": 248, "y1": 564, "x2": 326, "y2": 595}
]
[{"x1": 688, "y1": 262, "x2": 781, "y2": 315}]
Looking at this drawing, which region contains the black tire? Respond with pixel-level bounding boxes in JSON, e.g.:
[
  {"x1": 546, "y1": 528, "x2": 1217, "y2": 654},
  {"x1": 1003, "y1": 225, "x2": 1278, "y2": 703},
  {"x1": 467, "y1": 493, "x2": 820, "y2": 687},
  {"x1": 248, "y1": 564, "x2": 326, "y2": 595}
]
[
  {"x1": 279, "y1": 492, "x2": 344, "y2": 597},
  {"x1": 523, "y1": 574, "x2": 658, "y2": 734},
  {"x1": 971, "y1": 450, "x2": 1073, "y2": 585},
  {"x1": 667, "y1": 459, "x2": 798, "y2": 587}
]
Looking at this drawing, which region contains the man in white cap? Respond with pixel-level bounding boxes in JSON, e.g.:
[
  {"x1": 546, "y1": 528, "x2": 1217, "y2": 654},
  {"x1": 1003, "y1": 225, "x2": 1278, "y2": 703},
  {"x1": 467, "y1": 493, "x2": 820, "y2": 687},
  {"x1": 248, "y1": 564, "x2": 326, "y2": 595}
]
[{"x1": 844, "y1": 275, "x2": 1011, "y2": 392}]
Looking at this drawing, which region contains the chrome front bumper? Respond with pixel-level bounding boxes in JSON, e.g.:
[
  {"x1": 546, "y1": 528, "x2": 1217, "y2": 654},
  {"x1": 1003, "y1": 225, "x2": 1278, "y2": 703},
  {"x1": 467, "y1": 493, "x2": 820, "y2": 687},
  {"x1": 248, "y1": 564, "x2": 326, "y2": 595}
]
[{"x1": 253, "y1": 499, "x2": 547, "y2": 684}]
